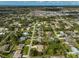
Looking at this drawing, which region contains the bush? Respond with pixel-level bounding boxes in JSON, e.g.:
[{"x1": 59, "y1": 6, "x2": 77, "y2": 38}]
[
  {"x1": 30, "y1": 48, "x2": 38, "y2": 56},
  {"x1": 66, "y1": 54, "x2": 78, "y2": 58}
]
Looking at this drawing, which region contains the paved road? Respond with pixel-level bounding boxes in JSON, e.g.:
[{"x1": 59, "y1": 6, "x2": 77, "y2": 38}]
[
  {"x1": 27, "y1": 21, "x2": 37, "y2": 57},
  {"x1": 0, "y1": 31, "x2": 14, "y2": 45}
]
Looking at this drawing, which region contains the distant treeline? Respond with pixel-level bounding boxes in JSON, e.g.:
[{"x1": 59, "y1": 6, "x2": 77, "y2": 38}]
[{"x1": 0, "y1": 9, "x2": 30, "y2": 14}]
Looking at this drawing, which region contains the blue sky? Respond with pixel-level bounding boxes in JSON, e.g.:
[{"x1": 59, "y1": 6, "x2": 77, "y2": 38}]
[{"x1": 0, "y1": 1, "x2": 79, "y2": 6}]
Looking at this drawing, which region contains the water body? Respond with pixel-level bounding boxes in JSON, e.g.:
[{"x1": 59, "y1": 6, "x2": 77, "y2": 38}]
[{"x1": 0, "y1": 1, "x2": 79, "y2": 7}]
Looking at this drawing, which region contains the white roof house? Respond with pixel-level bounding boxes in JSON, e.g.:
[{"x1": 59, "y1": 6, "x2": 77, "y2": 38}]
[
  {"x1": 67, "y1": 46, "x2": 79, "y2": 55},
  {"x1": 23, "y1": 32, "x2": 29, "y2": 36},
  {"x1": 0, "y1": 32, "x2": 5, "y2": 35},
  {"x1": 19, "y1": 37, "x2": 26, "y2": 41}
]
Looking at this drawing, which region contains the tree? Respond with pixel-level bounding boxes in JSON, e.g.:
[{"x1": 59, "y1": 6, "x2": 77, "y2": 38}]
[{"x1": 66, "y1": 54, "x2": 78, "y2": 58}]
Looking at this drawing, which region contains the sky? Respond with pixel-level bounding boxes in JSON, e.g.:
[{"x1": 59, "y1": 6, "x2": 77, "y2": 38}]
[{"x1": 0, "y1": 1, "x2": 79, "y2": 6}]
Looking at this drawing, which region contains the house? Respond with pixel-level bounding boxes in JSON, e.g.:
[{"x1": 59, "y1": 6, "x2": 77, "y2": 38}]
[
  {"x1": 13, "y1": 50, "x2": 22, "y2": 58},
  {"x1": 19, "y1": 37, "x2": 26, "y2": 41},
  {"x1": 32, "y1": 45, "x2": 44, "y2": 52},
  {"x1": 67, "y1": 45, "x2": 79, "y2": 55},
  {"x1": 13, "y1": 44, "x2": 24, "y2": 58},
  {"x1": 23, "y1": 32, "x2": 29, "y2": 36},
  {"x1": 17, "y1": 44, "x2": 24, "y2": 50},
  {"x1": 0, "y1": 32, "x2": 5, "y2": 35},
  {"x1": 0, "y1": 44, "x2": 9, "y2": 52}
]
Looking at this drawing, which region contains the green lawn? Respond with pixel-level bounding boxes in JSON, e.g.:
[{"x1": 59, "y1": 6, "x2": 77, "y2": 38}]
[
  {"x1": 23, "y1": 46, "x2": 29, "y2": 55},
  {"x1": 25, "y1": 40, "x2": 31, "y2": 45}
]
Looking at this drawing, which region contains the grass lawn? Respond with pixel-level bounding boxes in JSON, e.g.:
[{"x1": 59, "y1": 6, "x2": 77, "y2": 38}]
[
  {"x1": 25, "y1": 39, "x2": 31, "y2": 45},
  {"x1": 0, "y1": 53, "x2": 13, "y2": 58},
  {"x1": 23, "y1": 46, "x2": 29, "y2": 55}
]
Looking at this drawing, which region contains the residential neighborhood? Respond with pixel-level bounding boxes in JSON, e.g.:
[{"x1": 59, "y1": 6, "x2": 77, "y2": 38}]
[{"x1": 0, "y1": 7, "x2": 79, "y2": 58}]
